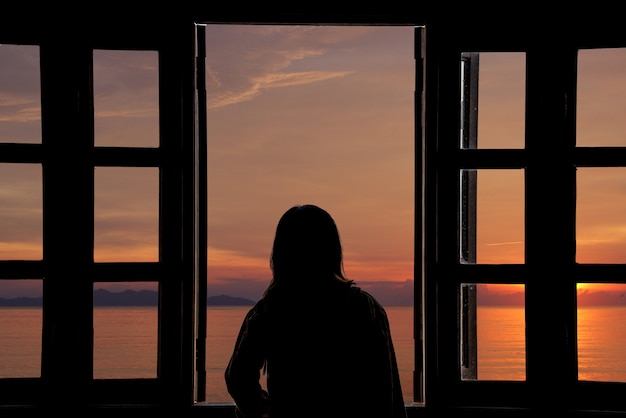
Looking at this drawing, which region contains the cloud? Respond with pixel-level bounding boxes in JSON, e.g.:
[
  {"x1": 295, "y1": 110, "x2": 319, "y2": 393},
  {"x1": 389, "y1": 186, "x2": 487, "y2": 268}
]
[
  {"x1": 208, "y1": 70, "x2": 353, "y2": 109},
  {"x1": 0, "y1": 103, "x2": 40, "y2": 123},
  {"x1": 359, "y1": 279, "x2": 414, "y2": 306},
  {"x1": 94, "y1": 107, "x2": 159, "y2": 119},
  {"x1": 205, "y1": 25, "x2": 368, "y2": 110},
  {"x1": 208, "y1": 249, "x2": 268, "y2": 273},
  {"x1": 208, "y1": 277, "x2": 269, "y2": 301},
  {"x1": 0, "y1": 45, "x2": 41, "y2": 126}
]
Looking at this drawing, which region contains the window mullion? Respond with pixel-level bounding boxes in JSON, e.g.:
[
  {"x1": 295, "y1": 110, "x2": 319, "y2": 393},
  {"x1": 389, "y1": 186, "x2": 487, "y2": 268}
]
[
  {"x1": 194, "y1": 23, "x2": 208, "y2": 404},
  {"x1": 157, "y1": 22, "x2": 199, "y2": 406},
  {"x1": 524, "y1": 46, "x2": 578, "y2": 402},
  {"x1": 424, "y1": 29, "x2": 465, "y2": 405},
  {"x1": 40, "y1": 42, "x2": 95, "y2": 404}
]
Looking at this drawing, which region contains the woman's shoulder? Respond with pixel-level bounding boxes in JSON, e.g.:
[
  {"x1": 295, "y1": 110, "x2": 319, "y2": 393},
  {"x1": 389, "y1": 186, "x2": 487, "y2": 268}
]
[
  {"x1": 239, "y1": 298, "x2": 270, "y2": 325},
  {"x1": 347, "y1": 284, "x2": 378, "y2": 302},
  {"x1": 346, "y1": 285, "x2": 387, "y2": 315}
]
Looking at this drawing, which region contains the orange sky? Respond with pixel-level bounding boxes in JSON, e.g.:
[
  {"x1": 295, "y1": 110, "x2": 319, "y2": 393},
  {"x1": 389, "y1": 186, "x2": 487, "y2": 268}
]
[
  {"x1": 0, "y1": 26, "x2": 625, "y2": 302},
  {"x1": 205, "y1": 25, "x2": 416, "y2": 298}
]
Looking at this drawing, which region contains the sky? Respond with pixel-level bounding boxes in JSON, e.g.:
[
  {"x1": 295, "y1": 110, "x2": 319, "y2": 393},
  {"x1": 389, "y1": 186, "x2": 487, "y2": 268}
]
[
  {"x1": 205, "y1": 25, "x2": 415, "y2": 302},
  {"x1": 0, "y1": 25, "x2": 625, "y2": 304}
]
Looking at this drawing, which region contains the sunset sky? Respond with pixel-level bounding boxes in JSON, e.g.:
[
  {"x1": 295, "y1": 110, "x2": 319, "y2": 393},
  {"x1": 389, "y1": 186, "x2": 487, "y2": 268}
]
[
  {"x1": 0, "y1": 25, "x2": 625, "y2": 302},
  {"x1": 205, "y1": 25, "x2": 415, "y2": 301}
]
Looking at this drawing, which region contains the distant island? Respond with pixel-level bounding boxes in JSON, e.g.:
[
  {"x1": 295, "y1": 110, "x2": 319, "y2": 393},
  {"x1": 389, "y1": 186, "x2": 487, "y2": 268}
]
[
  {"x1": 0, "y1": 289, "x2": 256, "y2": 307},
  {"x1": 3, "y1": 286, "x2": 626, "y2": 307}
]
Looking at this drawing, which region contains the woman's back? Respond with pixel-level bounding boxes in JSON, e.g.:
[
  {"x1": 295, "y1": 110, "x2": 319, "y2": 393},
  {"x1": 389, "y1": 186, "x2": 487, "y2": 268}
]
[{"x1": 252, "y1": 282, "x2": 404, "y2": 418}]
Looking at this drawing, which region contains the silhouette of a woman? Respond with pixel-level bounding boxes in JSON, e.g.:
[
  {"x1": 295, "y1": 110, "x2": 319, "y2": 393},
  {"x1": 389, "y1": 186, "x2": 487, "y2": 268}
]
[{"x1": 225, "y1": 204, "x2": 406, "y2": 418}]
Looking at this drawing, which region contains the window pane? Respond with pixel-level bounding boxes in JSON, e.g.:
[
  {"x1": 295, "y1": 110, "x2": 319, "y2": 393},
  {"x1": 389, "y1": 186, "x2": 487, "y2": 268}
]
[
  {"x1": 0, "y1": 163, "x2": 42, "y2": 260},
  {"x1": 94, "y1": 167, "x2": 159, "y2": 262},
  {"x1": 206, "y1": 24, "x2": 415, "y2": 402},
  {"x1": 0, "y1": 279, "x2": 42, "y2": 378},
  {"x1": 578, "y1": 283, "x2": 626, "y2": 382},
  {"x1": 93, "y1": 50, "x2": 159, "y2": 148},
  {"x1": 576, "y1": 167, "x2": 626, "y2": 263},
  {"x1": 461, "y1": 283, "x2": 525, "y2": 381},
  {"x1": 93, "y1": 283, "x2": 158, "y2": 379},
  {"x1": 0, "y1": 44, "x2": 41, "y2": 144},
  {"x1": 578, "y1": 48, "x2": 626, "y2": 147},
  {"x1": 461, "y1": 52, "x2": 525, "y2": 149},
  {"x1": 461, "y1": 169, "x2": 525, "y2": 264}
]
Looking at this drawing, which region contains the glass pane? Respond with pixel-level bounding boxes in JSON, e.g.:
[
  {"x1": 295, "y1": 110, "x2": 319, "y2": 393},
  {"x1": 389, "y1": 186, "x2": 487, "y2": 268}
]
[
  {"x1": 0, "y1": 163, "x2": 42, "y2": 260},
  {"x1": 576, "y1": 167, "x2": 626, "y2": 263},
  {"x1": 461, "y1": 283, "x2": 525, "y2": 381},
  {"x1": 461, "y1": 169, "x2": 525, "y2": 264},
  {"x1": 94, "y1": 167, "x2": 159, "y2": 262},
  {"x1": 0, "y1": 279, "x2": 42, "y2": 377},
  {"x1": 461, "y1": 52, "x2": 525, "y2": 149},
  {"x1": 206, "y1": 24, "x2": 415, "y2": 403},
  {"x1": 93, "y1": 50, "x2": 159, "y2": 147},
  {"x1": 578, "y1": 48, "x2": 626, "y2": 147},
  {"x1": 93, "y1": 282, "x2": 158, "y2": 379},
  {"x1": 0, "y1": 44, "x2": 41, "y2": 144},
  {"x1": 578, "y1": 283, "x2": 626, "y2": 382}
]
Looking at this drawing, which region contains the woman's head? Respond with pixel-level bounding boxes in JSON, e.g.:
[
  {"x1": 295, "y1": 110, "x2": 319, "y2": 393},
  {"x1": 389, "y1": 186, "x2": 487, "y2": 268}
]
[{"x1": 269, "y1": 204, "x2": 349, "y2": 285}]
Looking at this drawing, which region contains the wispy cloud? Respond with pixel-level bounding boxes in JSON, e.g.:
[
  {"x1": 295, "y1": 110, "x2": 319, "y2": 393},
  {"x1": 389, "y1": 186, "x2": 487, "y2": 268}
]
[
  {"x1": 0, "y1": 93, "x2": 41, "y2": 123},
  {"x1": 94, "y1": 107, "x2": 159, "y2": 119},
  {"x1": 208, "y1": 70, "x2": 353, "y2": 109},
  {"x1": 486, "y1": 241, "x2": 523, "y2": 246},
  {"x1": 0, "y1": 107, "x2": 40, "y2": 123},
  {"x1": 208, "y1": 246, "x2": 268, "y2": 268}
]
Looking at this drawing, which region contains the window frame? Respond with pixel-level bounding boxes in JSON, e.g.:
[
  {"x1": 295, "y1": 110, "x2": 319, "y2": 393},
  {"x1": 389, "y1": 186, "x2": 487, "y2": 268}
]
[
  {"x1": 424, "y1": 21, "x2": 626, "y2": 413},
  {"x1": 0, "y1": 22, "x2": 203, "y2": 407},
  {"x1": 2, "y1": 12, "x2": 626, "y2": 417}
]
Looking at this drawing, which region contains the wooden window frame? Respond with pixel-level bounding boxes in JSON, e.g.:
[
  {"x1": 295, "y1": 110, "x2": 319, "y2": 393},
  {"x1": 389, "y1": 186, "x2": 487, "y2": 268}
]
[
  {"x1": 424, "y1": 21, "x2": 626, "y2": 413},
  {"x1": 0, "y1": 22, "x2": 204, "y2": 408}
]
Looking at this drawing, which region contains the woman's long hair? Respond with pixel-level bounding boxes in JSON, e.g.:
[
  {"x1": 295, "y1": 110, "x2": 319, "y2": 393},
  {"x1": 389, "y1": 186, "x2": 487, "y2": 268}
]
[{"x1": 264, "y1": 204, "x2": 353, "y2": 297}]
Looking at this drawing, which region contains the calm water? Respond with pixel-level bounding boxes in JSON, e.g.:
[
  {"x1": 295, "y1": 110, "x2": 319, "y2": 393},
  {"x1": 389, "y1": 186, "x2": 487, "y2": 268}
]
[{"x1": 1, "y1": 306, "x2": 626, "y2": 403}]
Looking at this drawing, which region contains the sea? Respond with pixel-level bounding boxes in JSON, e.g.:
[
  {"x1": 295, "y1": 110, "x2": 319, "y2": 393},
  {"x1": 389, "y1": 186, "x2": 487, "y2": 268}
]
[{"x1": 1, "y1": 306, "x2": 625, "y2": 404}]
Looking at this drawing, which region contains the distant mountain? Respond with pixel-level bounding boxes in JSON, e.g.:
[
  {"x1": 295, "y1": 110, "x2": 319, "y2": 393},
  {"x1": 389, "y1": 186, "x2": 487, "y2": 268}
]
[
  {"x1": 0, "y1": 290, "x2": 256, "y2": 307},
  {"x1": 0, "y1": 296, "x2": 42, "y2": 307},
  {"x1": 4, "y1": 287, "x2": 626, "y2": 307},
  {"x1": 207, "y1": 294, "x2": 255, "y2": 306}
]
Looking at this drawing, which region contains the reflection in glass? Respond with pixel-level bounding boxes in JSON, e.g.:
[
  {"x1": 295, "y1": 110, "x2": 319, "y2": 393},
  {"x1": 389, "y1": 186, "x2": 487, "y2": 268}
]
[
  {"x1": 576, "y1": 168, "x2": 626, "y2": 264},
  {"x1": 578, "y1": 48, "x2": 626, "y2": 147},
  {"x1": 0, "y1": 163, "x2": 42, "y2": 260},
  {"x1": 94, "y1": 167, "x2": 159, "y2": 262},
  {"x1": 0, "y1": 44, "x2": 41, "y2": 144},
  {"x1": 93, "y1": 49, "x2": 159, "y2": 148}
]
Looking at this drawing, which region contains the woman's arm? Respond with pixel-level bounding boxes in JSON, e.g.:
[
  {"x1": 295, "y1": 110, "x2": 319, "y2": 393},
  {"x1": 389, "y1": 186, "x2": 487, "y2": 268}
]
[{"x1": 225, "y1": 307, "x2": 271, "y2": 418}]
